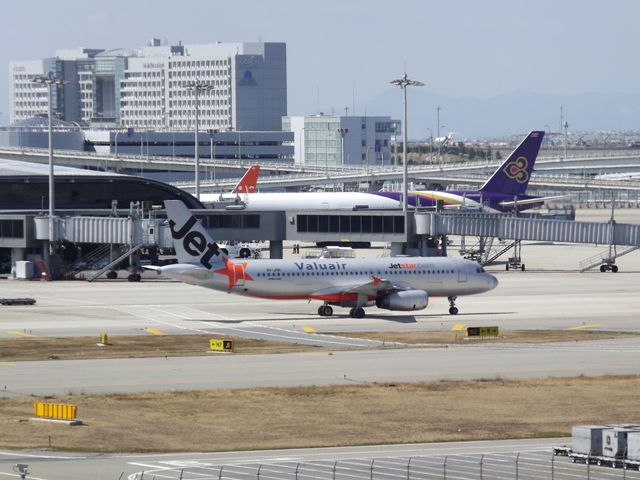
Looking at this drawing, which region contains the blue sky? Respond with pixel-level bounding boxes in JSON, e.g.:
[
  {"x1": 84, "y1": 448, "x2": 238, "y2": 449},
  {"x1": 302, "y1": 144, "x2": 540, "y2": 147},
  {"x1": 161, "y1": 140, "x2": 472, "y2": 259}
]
[{"x1": 3, "y1": 0, "x2": 639, "y2": 135}]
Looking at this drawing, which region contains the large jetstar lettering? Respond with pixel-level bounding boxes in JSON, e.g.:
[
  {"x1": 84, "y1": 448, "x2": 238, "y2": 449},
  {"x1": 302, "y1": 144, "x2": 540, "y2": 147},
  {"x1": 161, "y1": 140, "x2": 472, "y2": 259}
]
[{"x1": 169, "y1": 215, "x2": 221, "y2": 269}]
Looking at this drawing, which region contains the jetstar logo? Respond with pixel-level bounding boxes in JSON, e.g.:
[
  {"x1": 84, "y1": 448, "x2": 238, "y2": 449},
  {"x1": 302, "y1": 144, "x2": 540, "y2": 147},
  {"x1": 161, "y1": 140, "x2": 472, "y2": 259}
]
[
  {"x1": 169, "y1": 215, "x2": 221, "y2": 269},
  {"x1": 389, "y1": 263, "x2": 417, "y2": 269},
  {"x1": 215, "y1": 257, "x2": 254, "y2": 289},
  {"x1": 169, "y1": 213, "x2": 253, "y2": 288}
]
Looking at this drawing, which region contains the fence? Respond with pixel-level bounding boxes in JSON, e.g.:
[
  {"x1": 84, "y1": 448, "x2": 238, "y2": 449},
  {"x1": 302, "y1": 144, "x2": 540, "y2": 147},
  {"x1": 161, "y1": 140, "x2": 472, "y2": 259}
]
[{"x1": 120, "y1": 450, "x2": 640, "y2": 480}]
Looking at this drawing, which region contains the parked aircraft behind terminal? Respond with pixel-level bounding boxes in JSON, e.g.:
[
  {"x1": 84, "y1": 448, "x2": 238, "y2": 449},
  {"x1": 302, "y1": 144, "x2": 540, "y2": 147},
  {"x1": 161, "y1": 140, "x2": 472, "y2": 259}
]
[
  {"x1": 230, "y1": 164, "x2": 260, "y2": 193},
  {"x1": 150, "y1": 200, "x2": 498, "y2": 317},
  {"x1": 201, "y1": 131, "x2": 552, "y2": 213}
]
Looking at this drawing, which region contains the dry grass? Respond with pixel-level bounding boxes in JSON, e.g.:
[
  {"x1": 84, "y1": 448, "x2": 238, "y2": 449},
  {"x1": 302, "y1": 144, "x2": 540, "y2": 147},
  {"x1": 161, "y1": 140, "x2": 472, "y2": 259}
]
[
  {"x1": 0, "y1": 335, "x2": 322, "y2": 361},
  {"x1": 334, "y1": 329, "x2": 639, "y2": 344},
  {"x1": 2, "y1": 375, "x2": 640, "y2": 452},
  {"x1": 1, "y1": 330, "x2": 630, "y2": 362}
]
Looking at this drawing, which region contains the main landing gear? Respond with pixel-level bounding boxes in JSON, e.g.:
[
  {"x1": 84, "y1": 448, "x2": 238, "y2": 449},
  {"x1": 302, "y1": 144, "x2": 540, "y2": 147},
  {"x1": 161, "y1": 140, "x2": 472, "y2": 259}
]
[
  {"x1": 318, "y1": 304, "x2": 333, "y2": 317},
  {"x1": 317, "y1": 304, "x2": 365, "y2": 318},
  {"x1": 600, "y1": 264, "x2": 619, "y2": 273},
  {"x1": 448, "y1": 296, "x2": 459, "y2": 315}
]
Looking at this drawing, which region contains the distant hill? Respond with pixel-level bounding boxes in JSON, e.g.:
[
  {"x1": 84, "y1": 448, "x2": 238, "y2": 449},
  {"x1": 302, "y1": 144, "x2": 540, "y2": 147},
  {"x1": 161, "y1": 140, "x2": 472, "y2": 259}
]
[{"x1": 361, "y1": 90, "x2": 640, "y2": 139}]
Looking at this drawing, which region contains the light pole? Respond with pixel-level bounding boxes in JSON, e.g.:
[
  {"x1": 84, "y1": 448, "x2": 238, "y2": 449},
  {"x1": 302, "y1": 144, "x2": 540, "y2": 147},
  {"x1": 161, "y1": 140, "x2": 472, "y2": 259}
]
[
  {"x1": 32, "y1": 72, "x2": 65, "y2": 255},
  {"x1": 390, "y1": 73, "x2": 424, "y2": 213},
  {"x1": 185, "y1": 79, "x2": 213, "y2": 200}
]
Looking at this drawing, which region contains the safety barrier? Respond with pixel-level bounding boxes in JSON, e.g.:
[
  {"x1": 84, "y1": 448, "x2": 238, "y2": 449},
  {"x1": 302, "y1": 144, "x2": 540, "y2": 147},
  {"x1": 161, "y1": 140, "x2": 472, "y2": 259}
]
[{"x1": 33, "y1": 402, "x2": 77, "y2": 420}]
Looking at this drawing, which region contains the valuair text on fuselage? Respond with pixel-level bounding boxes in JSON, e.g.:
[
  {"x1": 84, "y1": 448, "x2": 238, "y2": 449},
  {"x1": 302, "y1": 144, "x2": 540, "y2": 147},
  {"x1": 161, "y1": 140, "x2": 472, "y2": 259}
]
[
  {"x1": 169, "y1": 215, "x2": 221, "y2": 269},
  {"x1": 294, "y1": 262, "x2": 348, "y2": 271}
]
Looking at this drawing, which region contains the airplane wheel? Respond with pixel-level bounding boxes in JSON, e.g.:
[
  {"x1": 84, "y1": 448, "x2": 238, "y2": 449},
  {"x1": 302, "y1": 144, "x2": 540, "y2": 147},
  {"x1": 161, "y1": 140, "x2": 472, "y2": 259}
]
[
  {"x1": 106, "y1": 270, "x2": 117, "y2": 280},
  {"x1": 612, "y1": 265, "x2": 619, "y2": 273},
  {"x1": 506, "y1": 264, "x2": 510, "y2": 271},
  {"x1": 521, "y1": 264, "x2": 525, "y2": 271},
  {"x1": 239, "y1": 248, "x2": 251, "y2": 258},
  {"x1": 353, "y1": 307, "x2": 365, "y2": 319},
  {"x1": 600, "y1": 265, "x2": 607, "y2": 272},
  {"x1": 318, "y1": 305, "x2": 333, "y2": 317},
  {"x1": 449, "y1": 307, "x2": 459, "y2": 315}
]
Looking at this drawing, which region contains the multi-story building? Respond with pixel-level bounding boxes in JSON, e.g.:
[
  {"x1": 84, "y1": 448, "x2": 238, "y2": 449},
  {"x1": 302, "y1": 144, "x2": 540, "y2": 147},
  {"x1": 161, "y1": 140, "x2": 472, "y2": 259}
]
[
  {"x1": 283, "y1": 115, "x2": 400, "y2": 167},
  {"x1": 9, "y1": 39, "x2": 287, "y2": 132}
]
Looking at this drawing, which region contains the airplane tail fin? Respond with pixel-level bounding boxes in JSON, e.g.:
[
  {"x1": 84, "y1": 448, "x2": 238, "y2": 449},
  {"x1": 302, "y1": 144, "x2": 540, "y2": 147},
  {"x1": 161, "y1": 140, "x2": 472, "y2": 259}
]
[
  {"x1": 231, "y1": 164, "x2": 260, "y2": 193},
  {"x1": 479, "y1": 131, "x2": 545, "y2": 196},
  {"x1": 164, "y1": 200, "x2": 227, "y2": 270}
]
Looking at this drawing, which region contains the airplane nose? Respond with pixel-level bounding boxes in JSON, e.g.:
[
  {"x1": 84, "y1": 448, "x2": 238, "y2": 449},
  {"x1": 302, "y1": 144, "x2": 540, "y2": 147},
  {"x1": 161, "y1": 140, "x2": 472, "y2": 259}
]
[{"x1": 488, "y1": 274, "x2": 498, "y2": 290}]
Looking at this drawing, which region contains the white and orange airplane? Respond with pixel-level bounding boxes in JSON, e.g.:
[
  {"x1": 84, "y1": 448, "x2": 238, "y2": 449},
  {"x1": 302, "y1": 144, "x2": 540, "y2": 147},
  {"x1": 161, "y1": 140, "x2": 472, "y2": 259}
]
[{"x1": 151, "y1": 200, "x2": 498, "y2": 318}]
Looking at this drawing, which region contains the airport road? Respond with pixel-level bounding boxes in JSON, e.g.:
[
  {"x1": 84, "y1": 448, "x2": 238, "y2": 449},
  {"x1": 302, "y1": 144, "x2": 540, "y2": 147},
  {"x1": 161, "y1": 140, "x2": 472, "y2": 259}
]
[{"x1": 0, "y1": 437, "x2": 573, "y2": 480}]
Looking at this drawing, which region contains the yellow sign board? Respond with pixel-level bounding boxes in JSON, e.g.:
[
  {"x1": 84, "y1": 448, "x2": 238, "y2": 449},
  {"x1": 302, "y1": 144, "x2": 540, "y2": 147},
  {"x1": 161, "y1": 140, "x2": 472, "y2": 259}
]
[
  {"x1": 467, "y1": 326, "x2": 499, "y2": 337},
  {"x1": 33, "y1": 402, "x2": 77, "y2": 420},
  {"x1": 209, "y1": 338, "x2": 234, "y2": 352}
]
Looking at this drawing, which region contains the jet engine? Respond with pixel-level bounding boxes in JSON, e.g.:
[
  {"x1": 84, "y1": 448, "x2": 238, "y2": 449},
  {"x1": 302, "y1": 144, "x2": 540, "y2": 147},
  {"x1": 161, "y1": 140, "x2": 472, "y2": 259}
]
[{"x1": 376, "y1": 290, "x2": 428, "y2": 311}]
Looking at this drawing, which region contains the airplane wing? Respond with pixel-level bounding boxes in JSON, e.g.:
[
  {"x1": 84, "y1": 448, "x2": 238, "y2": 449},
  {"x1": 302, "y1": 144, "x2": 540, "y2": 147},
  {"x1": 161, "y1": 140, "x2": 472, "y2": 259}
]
[
  {"x1": 311, "y1": 276, "x2": 410, "y2": 299},
  {"x1": 499, "y1": 195, "x2": 568, "y2": 208}
]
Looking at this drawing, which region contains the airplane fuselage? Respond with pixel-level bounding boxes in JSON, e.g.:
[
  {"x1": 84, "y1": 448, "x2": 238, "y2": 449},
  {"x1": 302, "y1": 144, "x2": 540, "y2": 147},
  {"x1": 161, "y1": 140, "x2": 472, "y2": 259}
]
[
  {"x1": 160, "y1": 256, "x2": 497, "y2": 306},
  {"x1": 201, "y1": 190, "x2": 543, "y2": 213}
]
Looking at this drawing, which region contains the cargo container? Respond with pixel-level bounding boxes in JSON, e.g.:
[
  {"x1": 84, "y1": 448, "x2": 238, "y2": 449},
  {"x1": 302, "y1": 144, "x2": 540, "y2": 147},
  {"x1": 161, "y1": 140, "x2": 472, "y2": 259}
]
[
  {"x1": 603, "y1": 428, "x2": 638, "y2": 458},
  {"x1": 571, "y1": 425, "x2": 607, "y2": 456}
]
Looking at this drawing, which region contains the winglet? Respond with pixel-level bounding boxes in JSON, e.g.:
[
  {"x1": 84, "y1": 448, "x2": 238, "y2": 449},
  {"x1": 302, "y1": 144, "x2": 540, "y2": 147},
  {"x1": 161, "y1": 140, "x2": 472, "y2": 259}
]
[
  {"x1": 231, "y1": 164, "x2": 260, "y2": 193},
  {"x1": 479, "y1": 131, "x2": 545, "y2": 196}
]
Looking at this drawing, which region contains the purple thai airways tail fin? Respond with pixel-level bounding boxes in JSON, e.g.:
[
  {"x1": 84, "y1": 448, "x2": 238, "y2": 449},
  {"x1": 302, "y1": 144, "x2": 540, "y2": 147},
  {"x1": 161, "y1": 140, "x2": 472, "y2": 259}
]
[{"x1": 479, "y1": 131, "x2": 545, "y2": 196}]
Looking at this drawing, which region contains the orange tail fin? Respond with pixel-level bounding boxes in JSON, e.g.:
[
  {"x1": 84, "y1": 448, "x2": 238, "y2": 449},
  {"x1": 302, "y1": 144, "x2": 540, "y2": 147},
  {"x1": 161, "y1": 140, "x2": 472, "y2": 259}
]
[{"x1": 231, "y1": 165, "x2": 260, "y2": 193}]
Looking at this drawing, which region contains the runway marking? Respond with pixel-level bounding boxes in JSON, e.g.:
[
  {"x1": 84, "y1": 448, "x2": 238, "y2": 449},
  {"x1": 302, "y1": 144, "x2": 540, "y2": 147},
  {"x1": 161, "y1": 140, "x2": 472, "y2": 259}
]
[
  {"x1": 5, "y1": 330, "x2": 33, "y2": 337},
  {"x1": 0, "y1": 450, "x2": 86, "y2": 459},
  {"x1": 0, "y1": 363, "x2": 14, "y2": 367},
  {"x1": 566, "y1": 323, "x2": 602, "y2": 330},
  {"x1": 451, "y1": 323, "x2": 466, "y2": 331},
  {"x1": 303, "y1": 326, "x2": 317, "y2": 333},
  {"x1": 0, "y1": 472, "x2": 50, "y2": 480},
  {"x1": 145, "y1": 328, "x2": 164, "y2": 336}
]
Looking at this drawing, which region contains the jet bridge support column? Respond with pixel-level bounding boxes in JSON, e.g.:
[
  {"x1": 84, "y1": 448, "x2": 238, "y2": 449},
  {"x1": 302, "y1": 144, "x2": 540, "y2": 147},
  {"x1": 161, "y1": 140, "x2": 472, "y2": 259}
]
[{"x1": 269, "y1": 240, "x2": 283, "y2": 259}]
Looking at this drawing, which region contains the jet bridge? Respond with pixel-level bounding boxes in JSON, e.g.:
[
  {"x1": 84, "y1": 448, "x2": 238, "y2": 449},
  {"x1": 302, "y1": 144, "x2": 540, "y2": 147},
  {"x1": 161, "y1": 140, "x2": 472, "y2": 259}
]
[{"x1": 415, "y1": 211, "x2": 640, "y2": 271}]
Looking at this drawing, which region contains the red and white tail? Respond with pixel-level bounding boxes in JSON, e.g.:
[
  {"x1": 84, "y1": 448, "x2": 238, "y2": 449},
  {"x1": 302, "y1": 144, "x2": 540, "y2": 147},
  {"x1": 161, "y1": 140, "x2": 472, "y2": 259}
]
[{"x1": 231, "y1": 164, "x2": 260, "y2": 193}]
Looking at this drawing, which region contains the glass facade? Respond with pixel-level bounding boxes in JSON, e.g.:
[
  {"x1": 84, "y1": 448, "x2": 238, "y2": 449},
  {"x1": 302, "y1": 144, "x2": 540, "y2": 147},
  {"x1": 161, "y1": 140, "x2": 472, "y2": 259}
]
[
  {"x1": 303, "y1": 117, "x2": 340, "y2": 167},
  {"x1": 297, "y1": 214, "x2": 404, "y2": 234}
]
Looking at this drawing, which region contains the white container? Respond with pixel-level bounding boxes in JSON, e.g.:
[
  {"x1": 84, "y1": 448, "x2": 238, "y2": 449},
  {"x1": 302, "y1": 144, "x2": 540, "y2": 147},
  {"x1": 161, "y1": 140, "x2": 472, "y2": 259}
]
[{"x1": 15, "y1": 261, "x2": 34, "y2": 279}]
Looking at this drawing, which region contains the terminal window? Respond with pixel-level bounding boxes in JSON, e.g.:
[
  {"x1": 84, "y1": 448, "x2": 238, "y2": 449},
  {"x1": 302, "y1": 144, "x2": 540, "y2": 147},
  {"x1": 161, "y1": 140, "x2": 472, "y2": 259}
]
[
  {"x1": 0, "y1": 219, "x2": 24, "y2": 238},
  {"x1": 297, "y1": 215, "x2": 403, "y2": 234},
  {"x1": 203, "y1": 214, "x2": 260, "y2": 229}
]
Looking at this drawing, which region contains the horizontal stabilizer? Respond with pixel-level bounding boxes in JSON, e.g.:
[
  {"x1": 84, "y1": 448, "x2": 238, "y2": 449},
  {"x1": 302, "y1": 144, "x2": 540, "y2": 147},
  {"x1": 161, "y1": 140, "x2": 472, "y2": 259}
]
[{"x1": 499, "y1": 194, "x2": 568, "y2": 208}]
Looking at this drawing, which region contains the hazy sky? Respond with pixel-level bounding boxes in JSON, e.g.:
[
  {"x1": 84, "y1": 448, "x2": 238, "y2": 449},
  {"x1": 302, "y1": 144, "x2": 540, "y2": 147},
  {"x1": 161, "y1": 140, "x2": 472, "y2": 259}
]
[{"x1": 3, "y1": 0, "x2": 640, "y2": 130}]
